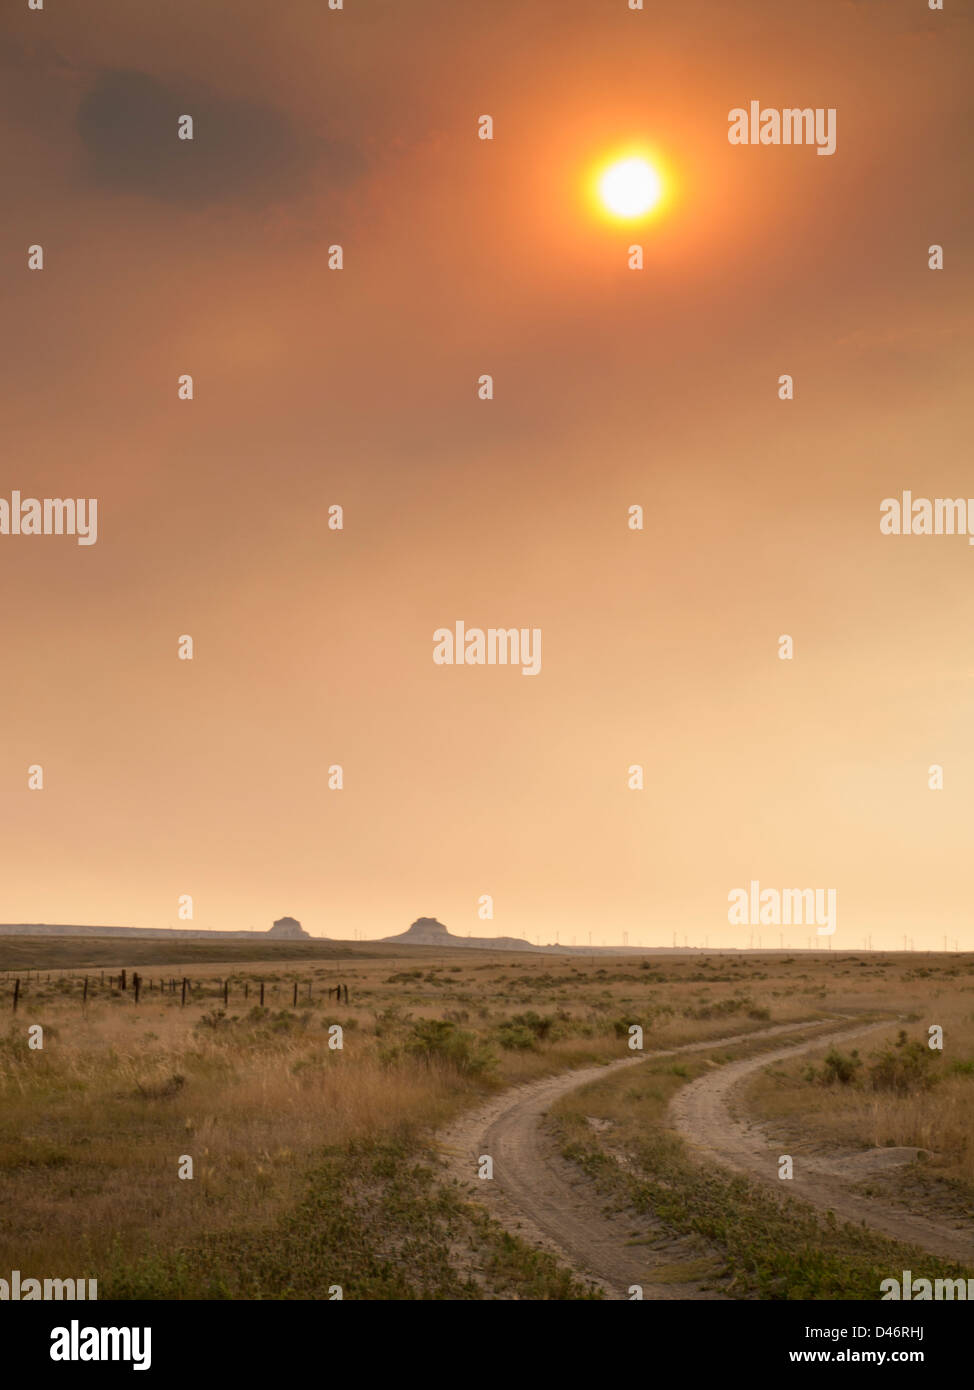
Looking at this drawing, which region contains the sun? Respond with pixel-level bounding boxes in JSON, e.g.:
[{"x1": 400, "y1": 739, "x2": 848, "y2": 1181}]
[{"x1": 597, "y1": 156, "x2": 664, "y2": 219}]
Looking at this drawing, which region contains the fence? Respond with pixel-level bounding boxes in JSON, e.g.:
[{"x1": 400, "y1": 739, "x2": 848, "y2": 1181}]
[{"x1": 5, "y1": 971, "x2": 351, "y2": 1010}]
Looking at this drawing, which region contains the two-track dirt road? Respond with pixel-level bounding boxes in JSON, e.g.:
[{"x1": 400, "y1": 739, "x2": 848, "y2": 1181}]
[
  {"x1": 670, "y1": 1020, "x2": 973, "y2": 1265},
  {"x1": 437, "y1": 1017, "x2": 973, "y2": 1298},
  {"x1": 438, "y1": 1018, "x2": 835, "y2": 1297}
]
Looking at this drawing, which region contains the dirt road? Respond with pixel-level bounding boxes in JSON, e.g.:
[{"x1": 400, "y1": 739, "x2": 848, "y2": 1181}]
[
  {"x1": 437, "y1": 1018, "x2": 844, "y2": 1299},
  {"x1": 670, "y1": 1019, "x2": 974, "y2": 1265}
]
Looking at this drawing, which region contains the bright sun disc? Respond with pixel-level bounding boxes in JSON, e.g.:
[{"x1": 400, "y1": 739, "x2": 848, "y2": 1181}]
[{"x1": 598, "y1": 157, "x2": 662, "y2": 218}]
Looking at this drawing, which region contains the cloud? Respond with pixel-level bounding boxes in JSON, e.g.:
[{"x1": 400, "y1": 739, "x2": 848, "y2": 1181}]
[{"x1": 75, "y1": 68, "x2": 361, "y2": 206}]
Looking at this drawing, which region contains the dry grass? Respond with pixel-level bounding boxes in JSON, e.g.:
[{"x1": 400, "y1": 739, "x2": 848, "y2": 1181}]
[
  {"x1": 1, "y1": 943, "x2": 970, "y2": 1292},
  {"x1": 743, "y1": 961, "x2": 974, "y2": 1191},
  {"x1": 0, "y1": 999, "x2": 460, "y2": 1273}
]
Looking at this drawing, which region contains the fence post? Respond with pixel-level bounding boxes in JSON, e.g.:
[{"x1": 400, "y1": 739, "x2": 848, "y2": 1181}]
[
  {"x1": 181, "y1": 978, "x2": 187, "y2": 1007},
  {"x1": 83, "y1": 976, "x2": 88, "y2": 1004},
  {"x1": 224, "y1": 979, "x2": 229, "y2": 1008},
  {"x1": 292, "y1": 981, "x2": 298, "y2": 1007},
  {"x1": 260, "y1": 981, "x2": 265, "y2": 1006},
  {"x1": 120, "y1": 969, "x2": 127, "y2": 992},
  {"x1": 13, "y1": 979, "x2": 20, "y2": 1013},
  {"x1": 133, "y1": 973, "x2": 141, "y2": 1005}
]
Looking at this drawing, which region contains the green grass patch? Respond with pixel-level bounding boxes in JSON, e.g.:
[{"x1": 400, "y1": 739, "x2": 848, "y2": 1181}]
[{"x1": 100, "y1": 1136, "x2": 598, "y2": 1300}]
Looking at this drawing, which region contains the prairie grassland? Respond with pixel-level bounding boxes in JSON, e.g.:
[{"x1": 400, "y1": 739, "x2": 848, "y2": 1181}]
[
  {"x1": 547, "y1": 953, "x2": 974, "y2": 1297},
  {"x1": 0, "y1": 943, "x2": 969, "y2": 1297},
  {"x1": 742, "y1": 958, "x2": 974, "y2": 1195}
]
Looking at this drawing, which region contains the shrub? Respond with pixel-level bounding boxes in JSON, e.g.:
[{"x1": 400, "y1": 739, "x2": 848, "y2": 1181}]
[
  {"x1": 814, "y1": 1048, "x2": 862, "y2": 1086},
  {"x1": 495, "y1": 1023, "x2": 537, "y2": 1051},
  {"x1": 403, "y1": 1020, "x2": 494, "y2": 1077},
  {"x1": 495, "y1": 1012, "x2": 558, "y2": 1051},
  {"x1": 195, "y1": 1010, "x2": 232, "y2": 1032},
  {"x1": 868, "y1": 1039, "x2": 939, "y2": 1095},
  {"x1": 373, "y1": 1004, "x2": 413, "y2": 1037}
]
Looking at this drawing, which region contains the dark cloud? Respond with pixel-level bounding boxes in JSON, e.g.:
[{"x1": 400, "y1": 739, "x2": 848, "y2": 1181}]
[{"x1": 75, "y1": 68, "x2": 361, "y2": 206}]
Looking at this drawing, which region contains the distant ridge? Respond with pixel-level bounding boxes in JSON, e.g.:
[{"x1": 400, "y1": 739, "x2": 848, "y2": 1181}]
[
  {"x1": 0, "y1": 920, "x2": 309, "y2": 940},
  {"x1": 0, "y1": 919, "x2": 734, "y2": 956}
]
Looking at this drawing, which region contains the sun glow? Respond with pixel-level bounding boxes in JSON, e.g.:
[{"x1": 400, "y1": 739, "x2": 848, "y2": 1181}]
[{"x1": 596, "y1": 155, "x2": 664, "y2": 220}]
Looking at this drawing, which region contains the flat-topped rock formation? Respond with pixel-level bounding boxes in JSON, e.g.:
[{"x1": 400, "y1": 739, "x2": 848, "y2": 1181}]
[
  {"x1": 267, "y1": 916, "x2": 310, "y2": 939},
  {"x1": 381, "y1": 916, "x2": 539, "y2": 951}
]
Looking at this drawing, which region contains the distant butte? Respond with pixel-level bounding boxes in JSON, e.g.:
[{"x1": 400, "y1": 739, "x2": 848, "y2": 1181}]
[
  {"x1": 267, "y1": 916, "x2": 310, "y2": 940},
  {"x1": 381, "y1": 917, "x2": 537, "y2": 951}
]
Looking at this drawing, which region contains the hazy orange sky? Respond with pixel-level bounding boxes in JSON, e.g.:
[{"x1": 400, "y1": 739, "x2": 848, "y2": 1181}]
[{"x1": 2, "y1": 0, "x2": 972, "y2": 949}]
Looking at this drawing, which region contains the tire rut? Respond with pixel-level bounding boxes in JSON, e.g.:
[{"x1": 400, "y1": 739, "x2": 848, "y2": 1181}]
[
  {"x1": 437, "y1": 1017, "x2": 843, "y2": 1298},
  {"x1": 669, "y1": 1020, "x2": 974, "y2": 1266}
]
